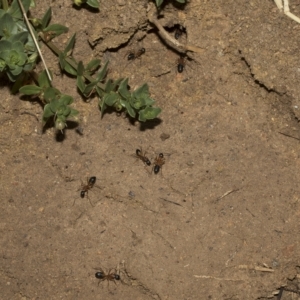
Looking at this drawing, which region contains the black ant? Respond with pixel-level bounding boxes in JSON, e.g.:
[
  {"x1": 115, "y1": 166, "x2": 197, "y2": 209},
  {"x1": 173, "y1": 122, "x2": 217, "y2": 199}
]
[
  {"x1": 153, "y1": 153, "x2": 165, "y2": 174},
  {"x1": 73, "y1": 176, "x2": 96, "y2": 207},
  {"x1": 174, "y1": 25, "x2": 186, "y2": 40},
  {"x1": 136, "y1": 148, "x2": 151, "y2": 166},
  {"x1": 126, "y1": 48, "x2": 145, "y2": 61},
  {"x1": 177, "y1": 56, "x2": 186, "y2": 73},
  {"x1": 95, "y1": 268, "x2": 120, "y2": 286}
]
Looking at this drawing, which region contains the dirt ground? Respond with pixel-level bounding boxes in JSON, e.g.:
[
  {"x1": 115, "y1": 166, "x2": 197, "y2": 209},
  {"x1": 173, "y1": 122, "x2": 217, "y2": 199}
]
[{"x1": 2, "y1": 0, "x2": 300, "y2": 299}]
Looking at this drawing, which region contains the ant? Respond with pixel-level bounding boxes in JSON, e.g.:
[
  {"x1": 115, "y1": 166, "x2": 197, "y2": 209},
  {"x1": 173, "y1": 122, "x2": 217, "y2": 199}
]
[
  {"x1": 73, "y1": 176, "x2": 96, "y2": 207},
  {"x1": 95, "y1": 268, "x2": 120, "y2": 286},
  {"x1": 153, "y1": 153, "x2": 165, "y2": 174},
  {"x1": 174, "y1": 25, "x2": 186, "y2": 40},
  {"x1": 126, "y1": 48, "x2": 145, "y2": 61},
  {"x1": 135, "y1": 148, "x2": 151, "y2": 166},
  {"x1": 177, "y1": 56, "x2": 186, "y2": 73}
]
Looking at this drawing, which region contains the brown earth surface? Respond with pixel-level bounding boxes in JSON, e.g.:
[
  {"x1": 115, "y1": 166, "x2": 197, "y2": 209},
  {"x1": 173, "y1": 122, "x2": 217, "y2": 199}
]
[{"x1": 1, "y1": 0, "x2": 300, "y2": 299}]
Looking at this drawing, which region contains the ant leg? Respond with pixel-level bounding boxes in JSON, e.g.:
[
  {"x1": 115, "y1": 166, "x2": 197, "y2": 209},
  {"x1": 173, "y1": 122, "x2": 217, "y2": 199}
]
[
  {"x1": 110, "y1": 268, "x2": 118, "y2": 286},
  {"x1": 86, "y1": 193, "x2": 95, "y2": 207},
  {"x1": 144, "y1": 165, "x2": 152, "y2": 175}
]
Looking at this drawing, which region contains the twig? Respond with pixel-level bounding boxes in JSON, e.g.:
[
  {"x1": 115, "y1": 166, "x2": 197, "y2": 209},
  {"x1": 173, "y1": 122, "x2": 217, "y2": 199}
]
[
  {"x1": 215, "y1": 188, "x2": 240, "y2": 202},
  {"x1": 238, "y1": 265, "x2": 274, "y2": 272},
  {"x1": 193, "y1": 275, "x2": 242, "y2": 281},
  {"x1": 17, "y1": 0, "x2": 52, "y2": 82},
  {"x1": 278, "y1": 131, "x2": 300, "y2": 141},
  {"x1": 159, "y1": 197, "x2": 182, "y2": 207},
  {"x1": 147, "y1": 3, "x2": 204, "y2": 54}
]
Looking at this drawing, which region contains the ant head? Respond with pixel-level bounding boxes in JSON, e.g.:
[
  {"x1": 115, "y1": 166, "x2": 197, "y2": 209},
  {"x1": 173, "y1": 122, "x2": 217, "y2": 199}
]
[
  {"x1": 136, "y1": 149, "x2": 141, "y2": 155},
  {"x1": 80, "y1": 190, "x2": 86, "y2": 198},
  {"x1": 95, "y1": 272, "x2": 105, "y2": 279},
  {"x1": 159, "y1": 153, "x2": 164, "y2": 158},
  {"x1": 89, "y1": 176, "x2": 96, "y2": 185},
  {"x1": 140, "y1": 48, "x2": 145, "y2": 54},
  {"x1": 114, "y1": 274, "x2": 121, "y2": 280}
]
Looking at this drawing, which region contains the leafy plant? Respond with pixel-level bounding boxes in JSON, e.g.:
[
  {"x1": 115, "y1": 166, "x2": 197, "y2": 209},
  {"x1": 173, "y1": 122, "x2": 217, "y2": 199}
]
[
  {"x1": 19, "y1": 70, "x2": 79, "y2": 130},
  {"x1": 0, "y1": 0, "x2": 37, "y2": 81},
  {"x1": 47, "y1": 29, "x2": 161, "y2": 122},
  {"x1": 0, "y1": 0, "x2": 161, "y2": 131}
]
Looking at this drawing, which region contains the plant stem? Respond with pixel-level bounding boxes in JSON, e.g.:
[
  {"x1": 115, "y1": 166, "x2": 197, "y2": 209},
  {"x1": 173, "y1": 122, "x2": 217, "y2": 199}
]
[
  {"x1": 17, "y1": 0, "x2": 52, "y2": 82},
  {"x1": 2, "y1": 0, "x2": 9, "y2": 11}
]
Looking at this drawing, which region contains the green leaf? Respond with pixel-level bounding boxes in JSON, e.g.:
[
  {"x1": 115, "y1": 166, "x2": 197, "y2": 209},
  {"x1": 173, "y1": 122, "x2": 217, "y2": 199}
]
[
  {"x1": 104, "y1": 92, "x2": 119, "y2": 106},
  {"x1": 43, "y1": 24, "x2": 68, "y2": 38},
  {"x1": 0, "y1": 58, "x2": 5, "y2": 71},
  {"x1": 138, "y1": 107, "x2": 161, "y2": 122},
  {"x1": 118, "y1": 78, "x2": 130, "y2": 99},
  {"x1": 38, "y1": 70, "x2": 52, "y2": 88},
  {"x1": 130, "y1": 96, "x2": 145, "y2": 110},
  {"x1": 64, "y1": 34, "x2": 76, "y2": 56},
  {"x1": 0, "y1": 13, "x2": 16, "y2": 38},
  {"x1": 111, "y1": 78, "x2": 123, "y2": 90},
  {"x1": 41, "y1": 7, "x2": 51, "y2": 29},
  {"x1": 58, "y1": 53, "x2": 65, "y2": 70},
  {"x1": 6, "y1": 69, "x2": 19, "y2": 81},
  {"x1": 77, "y1": 61, "x2": 85, "y2": 76},
  {"x1": 26, "y1": 52, "x2": 38, "y2": 65},
  {"x1": 98, "y1": 97, "x2": 107, "y2": 118},
  {"x1": 43, "y1": 104, "x2": 55, "y2": 121},
  {"x1": 9, "y1": 32, "x2": 28, "y2": 44},
  {"x1": 120, "y1": 99, "x2": 135, "y2": 118},
  {"x1": 19, "y1": 85, "x2": 42, "y2": 95},
  {"x1": 175, "y1": 0, "x2": 186, "y2": 3},
  {"x1": 77, "y1": 76, "x2": 85, "y2": 93},
  {"x1": 96, "y1": 60, "x2": 108, "y2": 82},
  {"x1": 44, "y1": 87, "x2": 60, "y2": 103},
  {"x1": 48, "y1": 98, "x2": 60, "y2": 113},
  {"x1": 64, "y1": 61, "x2": 77, "y2": 76},
  {"x1": 83, "y1": 81, "x2": 97, "y2": 96},
  {"x1": 60, "y1": 106, "x2": 71, "y2": 117},
  {"x1": 85, "y1": 59, "x2": 100, "y2": 74},
  {"x1": 95, "y1": 86, "x2": 104, "y2": 98},
  {"x1": 8, "y1": 0, "x2": 31, "y2": 20},
  {"x1": 11, "y1": 72, "x2": 29, "y2": 94},
  {"x1": 30, "y1": 0, "x2": 36, "y2": 8},
  {"x1": 87, "y1": 0, "x2": 99, "y2": 9},
  {"x1": 11, "y1": 41, "x2": 25, "y2": 53},
  {"x1": 70, "y1": 108, "x2": 79, "y2": 118},
  {"x1": 155, "y1": 0, "x2": 164, "y2": 7},
  {"x1": 104, "y1": 79, "x2": 113, "y2": 93},
  {"x1": 104, "y1": 78, "x2": 123, "y2": 93},
  {"x1": 60, "y1": 94, "x2": 73, "y2": 106},
  {"x1": 132, "y1": 83, "x2": 149, "y2": 99},
  {"x1": 0, "y1": 40, "x2": 11, "y2": 51},
  {"x1": 144, "y1": 96, "x2": 155, "y2": 106}
]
